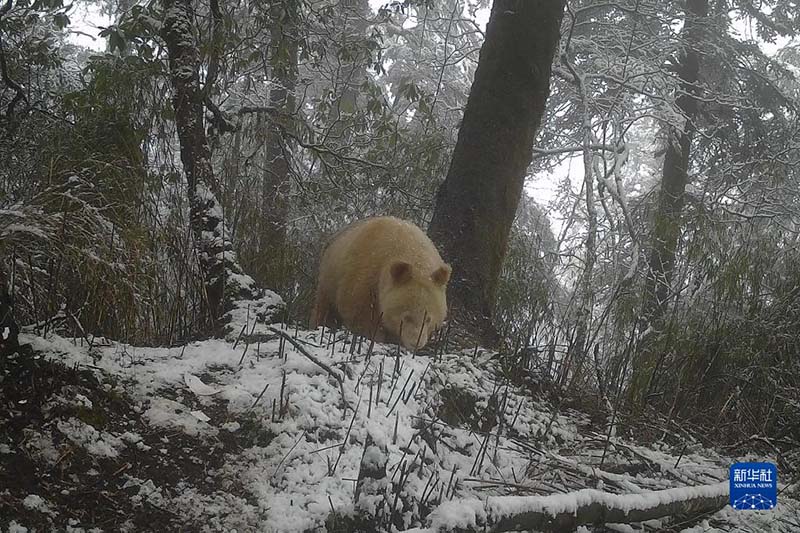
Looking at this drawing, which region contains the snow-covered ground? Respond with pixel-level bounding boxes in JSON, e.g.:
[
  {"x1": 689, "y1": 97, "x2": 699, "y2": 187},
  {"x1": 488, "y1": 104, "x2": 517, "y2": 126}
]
[{"x1": 1, "y1": 298, "x2": 797, "y2": 532}]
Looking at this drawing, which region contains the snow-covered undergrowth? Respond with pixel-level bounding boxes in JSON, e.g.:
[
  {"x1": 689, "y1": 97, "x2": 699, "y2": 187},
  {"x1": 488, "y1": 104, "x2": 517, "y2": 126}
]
[{"x1": 2, "y1": 299, "x2": 798, "y2": 532}]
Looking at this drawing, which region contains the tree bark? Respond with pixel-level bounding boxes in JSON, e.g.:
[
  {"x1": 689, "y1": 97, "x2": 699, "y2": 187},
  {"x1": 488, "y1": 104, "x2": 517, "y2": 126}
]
[
  {"x1": 254, "y1": 1, "x2": 300, "y2": 291},
  {"x1": 630, "y1": 0, "x2": 708, "y2": 404},
  {"x1": 427, "y1": 0, "x2": 566, "y2": 348},
  {"x1": 162, "y1": 0, "x2": 253, "y2": 332}
]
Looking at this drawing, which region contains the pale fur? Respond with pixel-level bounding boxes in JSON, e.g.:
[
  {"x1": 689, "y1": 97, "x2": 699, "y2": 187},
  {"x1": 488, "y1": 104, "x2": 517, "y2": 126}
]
[{"x1": 310, "y1": 216, "x2": 451, "y2": 350}]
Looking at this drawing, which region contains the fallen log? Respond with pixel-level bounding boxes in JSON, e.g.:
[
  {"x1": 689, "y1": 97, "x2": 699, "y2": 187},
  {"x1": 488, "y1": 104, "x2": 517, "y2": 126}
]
[{"x1": 402, "y1": 481, "x2": 728, "y2": 532}]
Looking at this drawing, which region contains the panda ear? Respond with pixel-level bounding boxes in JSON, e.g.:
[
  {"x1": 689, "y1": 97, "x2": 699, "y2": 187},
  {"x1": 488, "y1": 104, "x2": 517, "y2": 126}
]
[
  {"x1": 431, "y1": 264, "x2": 451, "y2": 286},
  {"x1": 390, "y1": 261, "x2": 412, "y2": 284}
]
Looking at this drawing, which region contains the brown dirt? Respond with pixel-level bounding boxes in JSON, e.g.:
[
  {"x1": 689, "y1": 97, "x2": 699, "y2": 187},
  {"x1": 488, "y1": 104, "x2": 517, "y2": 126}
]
[{"x1": 0, "y1": 345, "x2": 265, "y2": 532}]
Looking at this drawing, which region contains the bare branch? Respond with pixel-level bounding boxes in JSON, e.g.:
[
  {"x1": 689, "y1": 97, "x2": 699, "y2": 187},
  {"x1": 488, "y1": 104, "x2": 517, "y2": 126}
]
[
  {"x1": 533, "y1": 144, "x2": 617, "y2": 157},
  {"x1": 266, "y1": 326, "x2": 349, "y2": 412}
]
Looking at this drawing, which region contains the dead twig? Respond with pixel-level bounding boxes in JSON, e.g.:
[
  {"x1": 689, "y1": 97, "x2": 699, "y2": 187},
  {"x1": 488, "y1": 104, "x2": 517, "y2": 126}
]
[
  {"x1": 271, "y1": 430, "x2": 307, "y2": 480},
  {"x1": 267, "y1": 326, "x2": 349, "y2": 411}
]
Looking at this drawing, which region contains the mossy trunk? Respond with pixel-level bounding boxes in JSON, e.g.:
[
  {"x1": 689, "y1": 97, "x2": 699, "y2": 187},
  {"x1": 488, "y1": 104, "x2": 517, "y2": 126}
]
[
  {"x1": 428, "y1": 0, "x2": 566, "y2": 348},
  {"x1": 162, "y1": 0, "x2": 253, "y2": 333},
  {"x1": 629, "y1": 0, "x2": 708, "y2": 406}
]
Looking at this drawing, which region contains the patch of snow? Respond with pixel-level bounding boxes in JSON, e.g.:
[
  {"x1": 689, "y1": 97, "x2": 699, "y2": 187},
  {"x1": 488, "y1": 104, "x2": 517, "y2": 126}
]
[
  {"x1": 224, "y1": 293, "x2": 285, "y2": 338},
  {"x1": 75, "y1": 394, "x2": 93, "y2": 409},
  {"x1": 190, "y1": 409, "x2": 211, "y2": 422},
  {"x1": 485, "y1": 482, "x2": 728, "y2": 520},
  {"x1": 23, "y1": 494, "x2": 57, "y2": 516},
  {"x1": 165, "y1": 483, "x2": 262, "y2": 531},
  {"x1": 119, "y1": 431, "x2": 143, "y2": 444},
  {"x1": 144, "y1": 397, "x2": 218, "y2": 437},
  {"x1": 428, "y1": 498, "x2": 486, "y2": 530},
  {"x1": 56, "y1": 418, "x2": 124, "y2": 458},
  {"x1": 125, "y1": 477, "x2": 166, "y2": 508},
  {"x1": 23, "y1": 429, "x2": 62, "y2": 465},
  {"x1": 184, "y1": 373, "x2": 222, "y2": 396},
  {"x1": 8, "y1": 521, "x2": 29, "y2": 533}
]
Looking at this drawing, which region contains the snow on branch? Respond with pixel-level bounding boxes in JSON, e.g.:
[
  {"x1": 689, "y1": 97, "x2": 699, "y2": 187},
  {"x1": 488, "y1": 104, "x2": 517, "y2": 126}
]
[{"x1": 404, "y1": 481, "x2": 728, "y2": 533}]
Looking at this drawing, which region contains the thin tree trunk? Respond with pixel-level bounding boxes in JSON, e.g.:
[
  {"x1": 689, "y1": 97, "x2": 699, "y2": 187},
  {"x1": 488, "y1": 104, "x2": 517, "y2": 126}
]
[
  {"x1": 428, "y1": 0, "x2": 566, "y2": 348},
  {"x1": 0, "y1": 269, "x2": 19, "y2": 356},
  {"x1": 630, "y1": 0, "x2": 708, "y2": 404},
  {"x1": 565, "y1": 127, "x2": 597, "y2": 389},
  {"x1": 162, "y1": 0, "x2": 253, "y2": 332},
  {"x1": 562, "y1": 50, "x2": 597, "y2": 389}
]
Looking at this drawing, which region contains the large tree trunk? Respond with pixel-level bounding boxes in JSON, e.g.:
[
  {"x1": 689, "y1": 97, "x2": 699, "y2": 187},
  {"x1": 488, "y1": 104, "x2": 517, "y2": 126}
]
[
  {"x1": 162, "y1": 0, "x2": 253, "y2": 333},
  {"x1": 253, "y1": 1, "x2": 300, "y2": 291},
  {"x1": 427, "y1": 0, "x2": 566, "y2": 348},
  {"x1": 629, "y1": 0, "x2": 708, "y2": 404}
]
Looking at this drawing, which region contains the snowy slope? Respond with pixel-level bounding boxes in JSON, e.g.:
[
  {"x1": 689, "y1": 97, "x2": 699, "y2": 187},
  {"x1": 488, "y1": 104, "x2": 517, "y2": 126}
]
[{"x1": 2, "y1": 301, "x2": 797, "y2": 532}]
